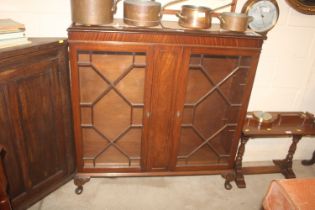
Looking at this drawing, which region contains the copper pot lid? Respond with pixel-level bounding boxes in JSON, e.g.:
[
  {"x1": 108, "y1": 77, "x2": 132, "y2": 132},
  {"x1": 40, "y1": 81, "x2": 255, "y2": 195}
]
[{"x1": 124, "y1": 0, "x2": 161, "y2": 6}]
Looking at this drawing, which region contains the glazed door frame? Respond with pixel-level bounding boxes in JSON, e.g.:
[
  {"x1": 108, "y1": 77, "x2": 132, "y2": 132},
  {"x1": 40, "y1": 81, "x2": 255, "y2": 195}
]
[
  {"x1": 69, "y1": 42, "x2": 154, "y2": 173},
  {"x1": 169, "y1": 46, "x2": 261, "y2": 171}
]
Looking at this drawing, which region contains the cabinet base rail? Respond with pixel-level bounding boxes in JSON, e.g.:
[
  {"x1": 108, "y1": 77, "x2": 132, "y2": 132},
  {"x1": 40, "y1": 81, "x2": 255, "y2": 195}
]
[{"x1": 74, "y1": 169, "x2": 237, "y2": 194}]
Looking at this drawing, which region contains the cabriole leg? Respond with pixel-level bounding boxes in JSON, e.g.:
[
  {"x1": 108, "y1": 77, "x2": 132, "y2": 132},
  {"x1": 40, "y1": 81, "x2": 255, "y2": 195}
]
[
  {"x1": 301, "y1": 150, "x2": 315, "y2": 166},
  {"x1": 222, "y1": 172, "x2": 235, "y2": 190},
  {"x1": 74, "y1": 175, "x2": 90, "y2": 195}
]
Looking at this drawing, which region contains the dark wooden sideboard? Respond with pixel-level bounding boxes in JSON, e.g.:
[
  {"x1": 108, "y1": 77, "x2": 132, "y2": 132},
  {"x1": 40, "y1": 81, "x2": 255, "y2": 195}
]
[
  {"x1": 68, "y1": 23, "x2": 264, "y2": 192},
  {"x1": 0, "y1": 146, "x2": 12, "y2": 210},
  {"x1": 0, "y1": 38, "x2": 75, "y2": 209}
]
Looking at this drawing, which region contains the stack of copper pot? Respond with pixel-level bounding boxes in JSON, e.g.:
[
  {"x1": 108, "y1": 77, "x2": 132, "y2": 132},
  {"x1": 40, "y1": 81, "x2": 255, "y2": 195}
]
[
  {"x1": 71, "y1": 0, "x2": 163, "y2": 27},
  {"x1": 71, "y1": 0, "x2": 253, "y2": 32}
]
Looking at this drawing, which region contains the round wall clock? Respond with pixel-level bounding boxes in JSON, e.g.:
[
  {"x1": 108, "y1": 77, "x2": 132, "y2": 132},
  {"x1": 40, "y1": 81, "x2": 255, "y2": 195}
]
[
  {"x1": 242, "y1": 0, "x2": 280, "y2": 34},
  {"x1": 286, "y1": 0, "x2": 315, "y2": 15}
]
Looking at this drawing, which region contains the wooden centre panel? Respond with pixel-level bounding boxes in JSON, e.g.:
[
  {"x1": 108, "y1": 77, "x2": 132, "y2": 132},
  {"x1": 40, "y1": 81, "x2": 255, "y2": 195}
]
[{"x1": 146, "y1": 46, "x2": 183, "y2": 171}]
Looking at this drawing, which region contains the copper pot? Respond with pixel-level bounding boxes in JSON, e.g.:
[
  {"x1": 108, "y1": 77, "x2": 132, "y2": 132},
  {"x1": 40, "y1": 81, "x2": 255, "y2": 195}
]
[
  {"x1": 176, "y1": 5, "x2": 212, "y2": 29},
  {"x1": 124, "y1": 0, "x2": 161, "y2": 27},
  {"x1": 175, "y1": 3, "x2": 232, "y2": 29},
  {"x1": 218, "y1": 12, "x2": 253, "y2": 32},
  {"x1": 71, "y1": 0, "x2": 121, "y2": 25}
]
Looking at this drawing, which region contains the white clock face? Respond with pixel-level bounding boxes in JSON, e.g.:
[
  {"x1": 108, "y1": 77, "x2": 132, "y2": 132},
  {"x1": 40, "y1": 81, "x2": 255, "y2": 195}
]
[{"x1": 248, "y1": 1, "x2": 279, "y2": 32}]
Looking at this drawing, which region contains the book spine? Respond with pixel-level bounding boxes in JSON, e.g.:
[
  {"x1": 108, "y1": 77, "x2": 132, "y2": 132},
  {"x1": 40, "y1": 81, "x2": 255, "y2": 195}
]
[{"x1": 0, "y1": 32, "x2": 25, "y2": 41}]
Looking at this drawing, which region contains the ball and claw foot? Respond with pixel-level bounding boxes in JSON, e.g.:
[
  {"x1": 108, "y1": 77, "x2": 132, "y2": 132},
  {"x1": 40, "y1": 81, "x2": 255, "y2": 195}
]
[
  {"x1": 301, "y1": 159, "x2": 315, "y2": 166},
  {"x1": 221, "y1": 172, "x2": 235, "y2": 190},
  {"x1": 224, "y1": 181, "x2": 233, "y2": 190},
  {"x1": 74, "y1": 175, "x2": 90, "y2": 195},
  {"x1": 75, "y1": 186, "x2": 83, "y2": 195},
  {"x1": 301, "y1": 151, "x2": 315, "y2": 166}
]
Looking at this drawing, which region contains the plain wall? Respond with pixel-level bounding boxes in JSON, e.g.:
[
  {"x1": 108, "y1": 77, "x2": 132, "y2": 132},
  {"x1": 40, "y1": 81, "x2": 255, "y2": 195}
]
[{"x1": 1, "y1": 0, "x2": 315, "y2": 161}]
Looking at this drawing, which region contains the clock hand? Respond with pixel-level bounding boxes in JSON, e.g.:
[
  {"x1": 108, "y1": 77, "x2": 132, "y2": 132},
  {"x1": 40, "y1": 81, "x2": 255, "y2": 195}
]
[{"x1": 258, "y1": 6, "x2": 266, "y2": 26}]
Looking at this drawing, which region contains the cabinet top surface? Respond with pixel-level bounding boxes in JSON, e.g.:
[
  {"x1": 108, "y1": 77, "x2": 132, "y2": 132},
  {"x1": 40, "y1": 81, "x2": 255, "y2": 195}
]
[
  {"x1": 68, "y1": 20, "x2": 264, "y2": 40},
  {"x1": 0, "y1": 38, "x2": 67, "y2": 60}
]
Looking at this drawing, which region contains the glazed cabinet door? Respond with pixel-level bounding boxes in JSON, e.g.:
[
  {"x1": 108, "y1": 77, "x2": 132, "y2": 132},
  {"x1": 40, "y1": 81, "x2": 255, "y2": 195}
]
[
  {"x1": 172, "y1": 48, "x2": 260, "y2": 171},
  {"x1": 70, "y1": 44, "x2": 152, "y2": 172},
  {"x1": 0, "y1": 43, "x2": 75, "y2": 210}
]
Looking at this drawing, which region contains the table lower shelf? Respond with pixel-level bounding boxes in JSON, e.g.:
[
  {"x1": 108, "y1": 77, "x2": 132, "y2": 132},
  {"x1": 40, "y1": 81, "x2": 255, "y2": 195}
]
[
  {"x1": 242, "y1": 165, "x2": 281, "y2": 174},
  {"x1": 235, "y1": 160, "x2": 298, "y2": 188},
  {"x1": 241, "y1": 159, "x2": 297, "y2": 178}
]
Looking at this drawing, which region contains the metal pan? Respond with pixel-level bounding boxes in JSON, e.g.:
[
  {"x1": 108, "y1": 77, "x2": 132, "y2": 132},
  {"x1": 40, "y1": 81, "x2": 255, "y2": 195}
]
[
  {"x1": 218, "y1": 12, "x2": 253, "y2": 32},
  {"x1": 175, "y1": 3, "x2": 232, "y2": 29},
  {"x1": 123, "y1": 0, "x2": 162, "y2": 27}
]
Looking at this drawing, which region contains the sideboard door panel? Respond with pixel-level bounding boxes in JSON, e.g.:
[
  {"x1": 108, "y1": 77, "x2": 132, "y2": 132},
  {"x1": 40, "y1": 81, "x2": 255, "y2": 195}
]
[
  {"x1": 0, "y1": 39, "x2": 75, "y2": 210},
  {"x1": 0, "y1": 87, "x2": 25, "y2": 199},
  {"x1": 176, "y1": 53, "x2": 253, "y2": 169},
  {"x1": 14, "y1": 60, "x2": 66, "y2": 187}
]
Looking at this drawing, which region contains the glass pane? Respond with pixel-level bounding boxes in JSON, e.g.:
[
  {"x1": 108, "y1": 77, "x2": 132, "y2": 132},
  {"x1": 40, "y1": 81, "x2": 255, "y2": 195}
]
[
  {"x1": 79, "y1": 66, "x2": 109, "y2": 104},
  {"x1": 81, "y1": 106, "x2": 92, "y2": 125},
  {"x1": 116, "y1": 128, "x2": 142, "y2": 158},
  {"x1": 92, "y1": 52, "x2": 133, "y2": 82},
  {"x1": 182, "y1": 107, "x2": 194, "y2": 124},
  {"x1": 95, "y1": 146, "x2": 129, "y2": 167},
  {"x1": 93, "y1": 90, "x2": 131, "y2": 140},
  {"x1": 78, "y1": 51, "x2": 90, "y2": 63},
  {"x1": 132, "y1": 107, "x2": 144, "y2": 125},
  {"x1": 202, "y1": 55, "x2": 238, "y2": 85},
  {"x1": 184, "y1": 68, "x2": 213, "y2": 104},
  {"x1": 134, "y1": 54, "x2": 146, "y2": 66},
  {"x1": 82, "y1": 128, "x2": 109, "y2": 159},
  {"x1": 178, "y1": 128, "x2": 204, "y2": 157},
  {"x1": 220, "y1": 67, "x2": 249, "y2": 105},
  {"x1": 194, "y1": 91, "x2": 229, "y2": 139},
  {"x1": 116, "y1": 67, "x2": 145, "y2": 104}
]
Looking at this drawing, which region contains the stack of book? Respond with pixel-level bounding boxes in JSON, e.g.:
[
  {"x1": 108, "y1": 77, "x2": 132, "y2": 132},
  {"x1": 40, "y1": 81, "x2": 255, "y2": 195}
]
[{"x1": 0, "y1": 19, "x2": 31, "y2": 49}]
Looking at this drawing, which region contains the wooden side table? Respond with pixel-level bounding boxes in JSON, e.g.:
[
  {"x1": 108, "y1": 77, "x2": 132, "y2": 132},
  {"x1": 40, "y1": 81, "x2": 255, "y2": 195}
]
[{"x1": 234, "y1": 112, "x2": 315, "y2": 188}]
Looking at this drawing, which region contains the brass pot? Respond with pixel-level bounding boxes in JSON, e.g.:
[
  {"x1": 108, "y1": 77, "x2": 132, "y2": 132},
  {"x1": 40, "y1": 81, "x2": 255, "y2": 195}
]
[
  {"x1": 218, "y1": 12, "x2": 253, "y2": 32},
  {"x1": 124, "y1": 0, "x2": 162, "y2": 27},
  {"x1": 71, "y1": 0, "x2": 121, "y2": 25},
  {"x1": 176, "y1": 5, "x2": 212, "y2": 29}
]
